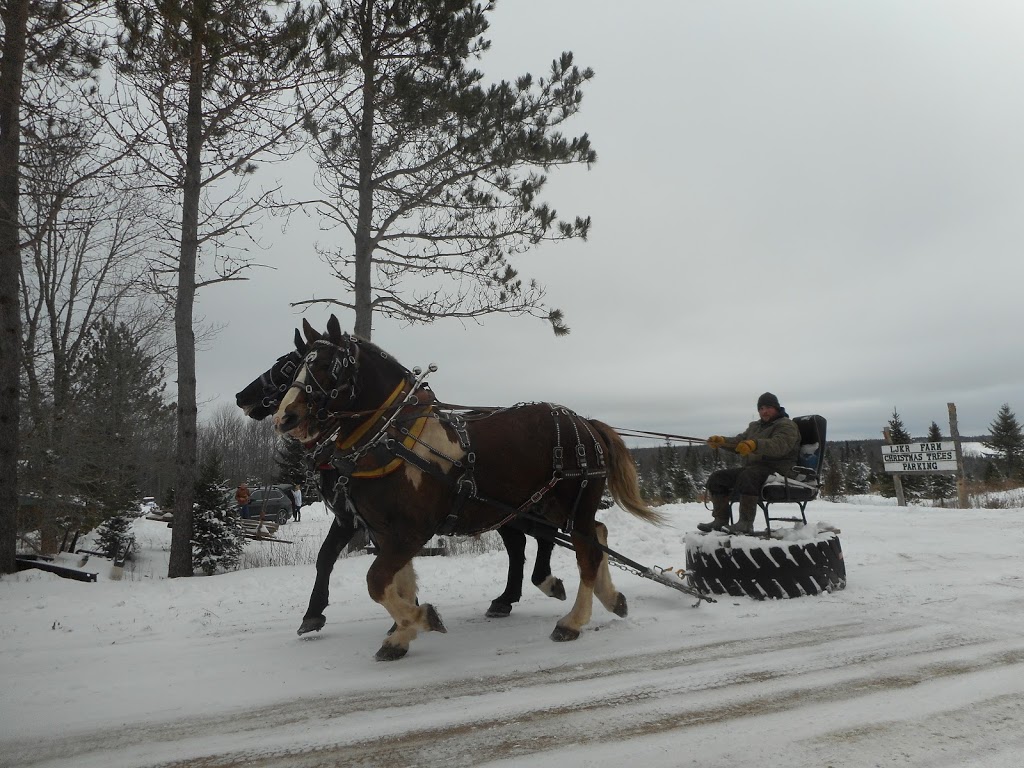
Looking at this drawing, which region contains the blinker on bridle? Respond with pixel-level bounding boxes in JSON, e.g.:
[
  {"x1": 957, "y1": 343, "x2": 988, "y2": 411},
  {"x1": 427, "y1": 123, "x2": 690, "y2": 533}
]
[
  {"x1": 288, "y1": 337, "x2": 359, "y2": 422},
  {"x1": 260, "y1": 352, "x2": 300, "y2": 409}
]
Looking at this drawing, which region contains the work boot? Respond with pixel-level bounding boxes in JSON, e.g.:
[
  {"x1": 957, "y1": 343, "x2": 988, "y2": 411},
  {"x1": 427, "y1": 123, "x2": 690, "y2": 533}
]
[
  {"x1": 696, "y1": 494, "x2": 731, "y2": 532},
  {"x1": 728, "y1": 495, "x2": 759, "y2": 535}
]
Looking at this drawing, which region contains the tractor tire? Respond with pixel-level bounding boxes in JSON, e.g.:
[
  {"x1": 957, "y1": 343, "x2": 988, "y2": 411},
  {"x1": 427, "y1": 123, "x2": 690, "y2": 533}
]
[{"x1": 685, "y1": 530, "x2": 846, "y2": 600}]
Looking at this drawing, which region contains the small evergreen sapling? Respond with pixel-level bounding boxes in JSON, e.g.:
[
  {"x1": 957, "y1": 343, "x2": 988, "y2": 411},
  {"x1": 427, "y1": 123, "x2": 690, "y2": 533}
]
[
  {"x1": 96, "y1": 511, "x2": 137, "y2": 561},
  {"x1": 191, "y1": 453, "x2": 245, "y2": 576}
]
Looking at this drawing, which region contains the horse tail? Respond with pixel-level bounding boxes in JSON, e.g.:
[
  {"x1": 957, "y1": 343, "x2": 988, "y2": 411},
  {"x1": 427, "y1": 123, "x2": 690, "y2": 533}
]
[{"x1": 589, "y1": 420, "x2": 666, "y2": 526}]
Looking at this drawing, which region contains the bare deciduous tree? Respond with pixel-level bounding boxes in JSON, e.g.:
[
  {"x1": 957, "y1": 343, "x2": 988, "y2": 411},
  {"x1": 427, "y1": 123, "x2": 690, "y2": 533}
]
[
  {"x1": 198, "y1": 403, "x2": 279, "y2": 488},
  {"x1": 1, "y1": 0, "x2": 106, "y2": 572},
  {"x1": 113, "y1": 0, "x2": 310, "y2": 576}
]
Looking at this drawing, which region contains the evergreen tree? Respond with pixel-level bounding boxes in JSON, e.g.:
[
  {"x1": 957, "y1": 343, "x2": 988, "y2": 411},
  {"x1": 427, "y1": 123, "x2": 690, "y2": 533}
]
[
  {"x1": 842, "y1": 443, "x2": 871, "y2": 495},
  {"x1": 983, "y1": 404, "x2": 1024, "y2": 480},
  {"x1": 300, "y1": 0, "x2": 595, "y2": 338},
  {"x1": 983, "y1": 461, "x2": 1003, "y2": 483},
  {"x1": 653, "y1": 441, "x2": 676, "y2": 502},
  {"x1": 672, "y1": 461, "x2": 697, "y2": 502},
  {"x1": 822, "y1": 447, "x2": 844, "y2": 501},
  {"x1": 275, "y1": 435, "x2": 307, "y2": 487},
  {"x1": 926, "y1": 421, "x2": 956, "y2": 504},
  {"x1": 191, "y1": 451, "x2": 245, "y2": 576},
  {"x1": 879, "y1": 409, "x2": 925, "y2": 500},
  {"x1": 71, "y1": 318, "x2": 173, "y2": 517},
  {"x1": 683, "y1": 446, "x2": 706, "y2": 490},
  {"x1": 96, "y1": 511, "x2": 137, "y2": 561}
]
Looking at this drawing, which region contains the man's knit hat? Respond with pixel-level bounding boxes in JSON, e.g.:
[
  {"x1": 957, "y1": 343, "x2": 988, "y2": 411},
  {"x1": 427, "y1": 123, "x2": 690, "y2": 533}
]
[{"x1": 757, "y1": 392, "x2": 782, "y2": 410}]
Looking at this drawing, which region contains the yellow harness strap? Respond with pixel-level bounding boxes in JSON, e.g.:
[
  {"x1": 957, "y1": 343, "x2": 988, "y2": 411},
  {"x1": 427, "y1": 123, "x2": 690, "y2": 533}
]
[
  {"x1": 350, "y1": 414, "x2": 432, "y2": 479},
  {"x1": 336, "y1": 380, "x2": 407, "y2": 451}
]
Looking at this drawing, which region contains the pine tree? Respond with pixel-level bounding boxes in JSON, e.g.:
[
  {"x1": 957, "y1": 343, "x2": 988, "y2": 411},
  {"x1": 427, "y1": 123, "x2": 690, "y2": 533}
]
[
  {"x1": 301, "y1": 1, "x2": 595, "y2": 338},
  {"x1": 822, "y1": 447, "x2": 844, "y2": 501},
  {"x1": 71, "y1": 318, "x2": 173, "y2": 518},
  {"x1": 191, "y1": 452, "x2": 245, "y2": 576},
  {"x1": 983, "y1": 404, "x2": 1024, "y2": 480},
  {"x1": 275, "y1": 435, "x2": 307, "y2": 487},
  {"x1": 879, "y1": 409, "x2": 925, "y2": 500},
  {"x1": 96, "y1": 511, "x2": 137, "y2": 561},
  {"x1": 114, "y1": 0, "x2": 310, "y2": 578},
  {"x1": 672, "y1": 461, "x2": 697, "y2": 502},
  {"x1": 926, "y1": 421, "x2": 956, "y2": 504},
  {"x1": 842, "y1": 443, "x2": 871, "y2": 495}
]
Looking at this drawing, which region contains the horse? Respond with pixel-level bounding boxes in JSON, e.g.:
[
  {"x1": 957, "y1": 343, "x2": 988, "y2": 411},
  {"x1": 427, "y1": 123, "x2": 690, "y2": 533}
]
[
  {"x1": 234, "y1": 328, "x2": 566, "y2": 635},
  {"x1": 273, "y1": 314, "x2": 663, "y2": 661}
]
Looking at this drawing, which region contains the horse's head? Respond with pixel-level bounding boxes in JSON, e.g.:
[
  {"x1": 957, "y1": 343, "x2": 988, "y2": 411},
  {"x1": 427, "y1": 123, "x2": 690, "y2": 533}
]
[
  {"x1": 274, "y1": 315, "x2": 360, "y2": 442},
  {"x1": 235, "y1": 329, "x2": 307, "y2": 420}
]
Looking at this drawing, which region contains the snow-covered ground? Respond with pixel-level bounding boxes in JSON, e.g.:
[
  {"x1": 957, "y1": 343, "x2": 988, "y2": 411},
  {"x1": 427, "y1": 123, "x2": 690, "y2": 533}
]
[{"x1": 2, "y1": 497, "x2": 1024, "y2": 768}]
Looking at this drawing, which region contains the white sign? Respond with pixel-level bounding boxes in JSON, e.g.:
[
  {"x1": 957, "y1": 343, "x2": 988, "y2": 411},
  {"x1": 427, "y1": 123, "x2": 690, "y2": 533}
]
[{"x1": 881, "y1": 442, "x2": 958, "y2": 473}]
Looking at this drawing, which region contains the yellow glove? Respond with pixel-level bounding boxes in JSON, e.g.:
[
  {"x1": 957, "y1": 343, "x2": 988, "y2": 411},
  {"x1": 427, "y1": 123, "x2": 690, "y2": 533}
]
[
  {"x1": 707, "y1": 435, "x2": 726, "y2": 449},
  {"x1": 736, "y1": 439, "x2": 757, "y2": 456}
]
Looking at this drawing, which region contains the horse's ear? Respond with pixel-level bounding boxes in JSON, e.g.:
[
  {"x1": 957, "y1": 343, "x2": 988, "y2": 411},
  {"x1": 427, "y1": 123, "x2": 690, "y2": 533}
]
[
  {"x1": 302, "y1": 318, "x2": 322, "y2": 343},
  {"x1": 293, "y1": 328, "x2": 305, "y2": 352},
  {"x1": 327, "y1": 314, "x2": 342, "y2": 342}
]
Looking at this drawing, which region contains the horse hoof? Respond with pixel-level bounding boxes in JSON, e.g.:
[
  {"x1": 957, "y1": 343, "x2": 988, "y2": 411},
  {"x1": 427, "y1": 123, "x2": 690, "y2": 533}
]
[
  {"x1": 550, "y1": 625, "x2": 581, "y2": 642},
  {"x1": 375, "y1": 644, "x2": 408, "y2": 662},
  {"x1": 613, "y1": 592, "x2": 628, "y2": 617},
  {"x1": 551, "y1": 578, "x2": 566, "y2": 601},
  {"x1": 485, "y1": 600, "x2": 513, "y2": 618},
  {"x1": 297, "y1": 615, "x2": 326, "y2": 635},
  {"x1": 425, "y1": 604, "x2": 447, "y2": 633}
]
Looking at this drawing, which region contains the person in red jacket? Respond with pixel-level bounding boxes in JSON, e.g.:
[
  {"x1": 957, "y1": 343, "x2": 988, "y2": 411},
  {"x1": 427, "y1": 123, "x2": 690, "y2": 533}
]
[
  {"x1": 235, "y1": 483, "x2": 251, "y2": 520},
  {"x1": 697, "y1": 392, "x2": 800, "y2": 534}
]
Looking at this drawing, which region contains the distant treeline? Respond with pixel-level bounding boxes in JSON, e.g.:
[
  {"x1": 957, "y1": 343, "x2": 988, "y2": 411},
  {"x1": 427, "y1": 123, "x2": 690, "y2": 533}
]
[{"x1": 627, "y1": 435, "x2": 995, "y2": 505}]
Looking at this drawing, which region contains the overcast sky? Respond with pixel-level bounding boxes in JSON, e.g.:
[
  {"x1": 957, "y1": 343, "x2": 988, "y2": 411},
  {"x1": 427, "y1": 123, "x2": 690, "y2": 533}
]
[{"x1": 193, "y1": 0, "x2": 1024, "y2": 443}]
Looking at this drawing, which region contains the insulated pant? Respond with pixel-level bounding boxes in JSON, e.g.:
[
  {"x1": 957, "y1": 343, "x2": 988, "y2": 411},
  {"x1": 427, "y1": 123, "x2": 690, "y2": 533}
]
[{"x1": 706, "y1": 464, "x2": 776, "y2": 498}]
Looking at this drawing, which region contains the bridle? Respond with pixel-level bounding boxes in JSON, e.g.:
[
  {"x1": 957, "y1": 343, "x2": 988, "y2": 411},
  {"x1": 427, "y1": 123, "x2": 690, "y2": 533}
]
[
  {"x1": 286, "y1": 336, "x2": 361, "y2": 425},
  {"x1": 257, "y1": 350, "x2": 303, "y2": 411}
]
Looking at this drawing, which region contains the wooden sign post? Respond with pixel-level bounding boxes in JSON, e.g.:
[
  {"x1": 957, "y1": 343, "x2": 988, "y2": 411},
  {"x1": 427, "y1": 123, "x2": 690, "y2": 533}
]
[
  {"x1": 947, "y1": 402, "x2": 970, "y2": 509},
  {"x1": 882, "y1": 428, "x2": 907, "y2": 507}
]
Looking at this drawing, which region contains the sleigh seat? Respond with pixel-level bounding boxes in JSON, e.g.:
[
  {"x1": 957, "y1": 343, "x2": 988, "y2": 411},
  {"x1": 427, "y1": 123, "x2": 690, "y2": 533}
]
[{"x1": 757, "y1": 415, "x2": 827, "y2": 532}]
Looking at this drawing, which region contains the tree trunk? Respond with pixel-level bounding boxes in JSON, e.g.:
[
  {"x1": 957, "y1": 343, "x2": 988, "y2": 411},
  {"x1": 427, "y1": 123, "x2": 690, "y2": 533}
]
[
  {"x1": 0, "y1": 0, "x2": 30, "y2": 574},
  {"x1": 352, "y1": 27, "x2": 376, "y2": 341},
  {"x1": 167, "y1": 28, "x2": 205, "y2": 578}
]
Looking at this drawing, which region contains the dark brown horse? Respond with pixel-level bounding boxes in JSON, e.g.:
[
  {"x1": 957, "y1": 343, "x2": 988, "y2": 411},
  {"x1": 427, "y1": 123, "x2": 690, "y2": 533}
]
[
  {"x1": 273, "y1": 315, "x2": 663, "y2": 661},
  {"x1": 234, "y1": 327, "x2": 566, "y2": 635}
]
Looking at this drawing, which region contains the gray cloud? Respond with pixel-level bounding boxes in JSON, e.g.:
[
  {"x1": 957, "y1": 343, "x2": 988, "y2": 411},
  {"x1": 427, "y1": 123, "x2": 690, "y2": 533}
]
[{"x1": 195, "y1": 0, "x2": 1024, "y2": 444}]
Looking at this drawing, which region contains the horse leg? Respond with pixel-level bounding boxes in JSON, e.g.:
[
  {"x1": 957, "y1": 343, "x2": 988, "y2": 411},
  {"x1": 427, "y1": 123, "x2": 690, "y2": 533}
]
[
  {"x1": 530, "y1": 533, "x2": 566, "y2": 601},
  {"x1": 551, "y1": 525, "x2": 602, "y2": 642},
  {"x1": 368, "y1": 552, "x2": 446, "y2": 662},
  {"x1": 298, "y1": 516, "x2": 355, "y2": 635},
  {"x1": 591, "y1": 521, "x2": 628, "y2": 617},
  {"x1": 485, "y1": 525, "x2": 527, "y2": 618}
]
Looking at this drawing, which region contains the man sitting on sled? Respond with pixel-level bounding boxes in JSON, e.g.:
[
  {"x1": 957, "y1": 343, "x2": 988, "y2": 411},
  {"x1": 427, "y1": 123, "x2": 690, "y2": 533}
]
[{"x1": 698, "y1": 392, "x2": 801, "y2": 534}]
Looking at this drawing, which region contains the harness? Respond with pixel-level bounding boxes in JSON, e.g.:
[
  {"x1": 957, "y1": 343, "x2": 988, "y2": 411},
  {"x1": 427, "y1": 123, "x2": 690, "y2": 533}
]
[{"x1": 296, "y1": 341, "x2": 608, "y2": 539}]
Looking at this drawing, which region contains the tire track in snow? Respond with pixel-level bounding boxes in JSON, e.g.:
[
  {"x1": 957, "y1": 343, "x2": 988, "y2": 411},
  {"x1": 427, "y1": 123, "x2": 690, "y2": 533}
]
[{"x1": 6, "y1": 618, "x2": 1021, "y2": 768}]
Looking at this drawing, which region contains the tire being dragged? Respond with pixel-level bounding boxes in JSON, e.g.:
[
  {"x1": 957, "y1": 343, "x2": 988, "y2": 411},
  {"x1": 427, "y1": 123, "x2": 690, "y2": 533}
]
[{"x1": 685, "y1": 527, "x2": 846, "y2": 600}]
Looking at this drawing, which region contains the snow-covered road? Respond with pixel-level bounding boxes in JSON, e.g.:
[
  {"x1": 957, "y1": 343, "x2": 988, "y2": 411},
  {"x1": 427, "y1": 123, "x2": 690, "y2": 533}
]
[{"x1": 3, "y1": 499, "x2": 1023, "y2": 767}]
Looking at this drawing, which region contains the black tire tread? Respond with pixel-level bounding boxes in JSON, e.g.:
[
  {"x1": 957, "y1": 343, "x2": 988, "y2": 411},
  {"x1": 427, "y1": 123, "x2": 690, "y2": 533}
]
[{"x1": 686, "y1": 532, "x2": 846, "y2": 600}]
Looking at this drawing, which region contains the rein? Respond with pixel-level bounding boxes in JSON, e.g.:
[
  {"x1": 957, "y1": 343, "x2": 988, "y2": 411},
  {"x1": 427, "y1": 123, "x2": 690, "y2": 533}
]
[{"x1": 611, "y1": 427, "x2": 710, "y2": 444}]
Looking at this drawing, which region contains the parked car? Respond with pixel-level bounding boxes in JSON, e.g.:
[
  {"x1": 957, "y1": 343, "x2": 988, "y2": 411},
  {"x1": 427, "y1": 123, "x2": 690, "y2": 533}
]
[{"x1": 243, "y1": 485, "x2": 295, "y2": 526}]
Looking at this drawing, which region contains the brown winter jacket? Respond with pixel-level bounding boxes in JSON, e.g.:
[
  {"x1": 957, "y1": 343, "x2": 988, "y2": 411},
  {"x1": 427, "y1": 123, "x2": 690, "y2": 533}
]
[
  {"x1": 731, "y1": 413, "x2": 801, "y2": 473},
  {"x1": 235, "y1": 486, "x2": 250, "y2": 505}
]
